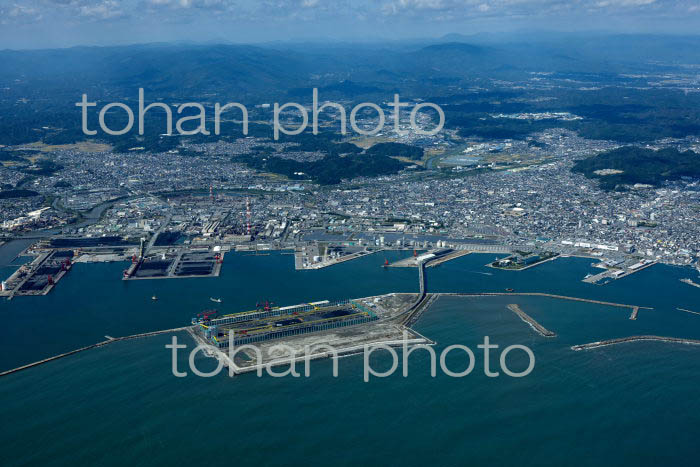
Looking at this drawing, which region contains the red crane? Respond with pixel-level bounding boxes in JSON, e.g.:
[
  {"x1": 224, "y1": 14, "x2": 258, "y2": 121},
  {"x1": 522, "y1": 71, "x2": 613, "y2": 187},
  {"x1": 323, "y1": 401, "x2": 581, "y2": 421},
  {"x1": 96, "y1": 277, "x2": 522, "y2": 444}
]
[{"x1": 197, "y1": 310, "x2": 218, "y2": 322}]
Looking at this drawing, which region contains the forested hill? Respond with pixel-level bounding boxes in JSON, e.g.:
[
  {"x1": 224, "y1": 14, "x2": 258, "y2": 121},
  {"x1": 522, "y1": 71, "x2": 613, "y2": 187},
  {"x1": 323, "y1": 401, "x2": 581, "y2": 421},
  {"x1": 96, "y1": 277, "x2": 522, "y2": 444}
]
[{"x1": 572, "y1": 147, "x2": 700, "y2": 190}]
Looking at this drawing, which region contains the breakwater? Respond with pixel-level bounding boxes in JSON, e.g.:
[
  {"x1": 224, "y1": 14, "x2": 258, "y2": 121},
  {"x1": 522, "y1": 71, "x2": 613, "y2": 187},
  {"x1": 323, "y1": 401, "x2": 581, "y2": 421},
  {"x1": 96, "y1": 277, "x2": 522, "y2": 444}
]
[
  {"x1": 440, "y1": 292, "x2": 651, "y2": 313},
  {"x1": 506, "y1": 304, "x2": 556, "y2": 337},
  {"x1": 571, "y1": 336, "x2": 700, "y2": 351},
  {"x1": 0, "y1": 326, "x2": 192, "y2": 377}
]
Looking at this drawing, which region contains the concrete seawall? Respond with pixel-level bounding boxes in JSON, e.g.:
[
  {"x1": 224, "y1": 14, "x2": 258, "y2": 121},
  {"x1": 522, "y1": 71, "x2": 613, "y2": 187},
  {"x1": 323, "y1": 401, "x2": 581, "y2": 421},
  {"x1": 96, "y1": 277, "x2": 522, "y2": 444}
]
[
  {"x1": 440, "y1": 292, "x2": 651, "y2": 313},
  {"x1": 507, "y1": 304, "x2": 556, "y2": 337},
  {"x1": 0, "y1": 326, "x2": 192, "y2": 377},
  {"x1": 571, "y1": 336, "x2": 700, "y2": 351}
]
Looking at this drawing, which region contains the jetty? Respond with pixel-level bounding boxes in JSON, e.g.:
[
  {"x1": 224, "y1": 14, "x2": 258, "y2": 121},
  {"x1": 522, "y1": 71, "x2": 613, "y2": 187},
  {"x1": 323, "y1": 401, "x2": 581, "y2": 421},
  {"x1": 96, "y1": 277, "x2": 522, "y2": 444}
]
[
  {"x1": 0, "y1": 326, "x2": 192, "y2": 378},
  {"x1": 572, "y1": 336, "x2": 700, "y2": 351},
  {"x1": 506, "y1": 304, "x2": 556, "y2": 337},
  {"x1": 629, "y1": 307, "x2": 640, "y2": 320},
  {"x1": 680, "y1": 278, "x2": 700, "y2": 289}
]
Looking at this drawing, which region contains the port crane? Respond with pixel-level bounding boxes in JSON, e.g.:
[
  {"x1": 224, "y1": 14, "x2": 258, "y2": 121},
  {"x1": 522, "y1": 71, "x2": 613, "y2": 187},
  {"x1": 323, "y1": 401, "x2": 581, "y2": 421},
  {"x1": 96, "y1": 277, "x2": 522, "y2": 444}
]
[
  {"x1": 256, "y1": 300, "x2": 274, "y2": 311},
  {"x1": 197, "y1": 310, "x2": 218, "y2": 322}
]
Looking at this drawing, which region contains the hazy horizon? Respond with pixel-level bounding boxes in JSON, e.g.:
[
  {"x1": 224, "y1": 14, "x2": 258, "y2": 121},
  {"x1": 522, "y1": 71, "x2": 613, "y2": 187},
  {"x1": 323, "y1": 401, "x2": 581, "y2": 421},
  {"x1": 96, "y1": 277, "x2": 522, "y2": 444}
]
[{"x1": 2, "y1": 0, "x2": 700, "y2": 50}]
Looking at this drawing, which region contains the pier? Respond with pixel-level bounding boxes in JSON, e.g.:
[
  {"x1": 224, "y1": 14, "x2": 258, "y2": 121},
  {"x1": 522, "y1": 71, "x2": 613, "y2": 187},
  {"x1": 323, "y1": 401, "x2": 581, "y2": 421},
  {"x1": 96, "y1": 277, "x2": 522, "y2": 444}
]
[
  {"x1": 124, "y1": 251, "x2": 224, "y2": 280},
  {"x1": 571, "y1": 336, "x2": 700, "y2": 351},
  {"x1": 0, "y1": 326, "x2": 192, "y2": 378},
  {"x1": 1, "y1": 250, "x2": 75, "y2": 299},
  {"x1": 583, "y1": 260, "x2": 657, "y2": 285},
  {"x1": 294, "y1": 245, "x2": 379, "y2": 270},
  {"x1": 506, "y1": 304, "x2": 556, "y2": 337}
]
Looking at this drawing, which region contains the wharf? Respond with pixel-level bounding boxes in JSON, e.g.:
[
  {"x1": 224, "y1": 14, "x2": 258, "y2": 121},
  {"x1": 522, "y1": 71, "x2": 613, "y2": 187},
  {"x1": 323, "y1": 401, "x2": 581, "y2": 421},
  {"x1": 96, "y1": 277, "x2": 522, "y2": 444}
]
[
  {"x1": 294, "y1": 247, "x2": 378, "y2": 270},
  {"x1": 583, "y1": 261, "x2": 658, "y2": 285},
  {"x1": 124, "y1": 250, "x2": 224, "y2": 280},
  {"x1": 1, "y1": 250, "x2": 73, "y2": 299}
]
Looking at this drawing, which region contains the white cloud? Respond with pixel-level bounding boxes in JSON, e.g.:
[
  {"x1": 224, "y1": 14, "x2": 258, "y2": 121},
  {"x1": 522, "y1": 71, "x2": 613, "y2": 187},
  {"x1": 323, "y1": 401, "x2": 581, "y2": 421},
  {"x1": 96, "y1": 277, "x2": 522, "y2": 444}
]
[
  {"x1": 0, "y1": 0, "x2": 696, "y2": 30},
  {"x1": 78, "y1": 0, "x2": 124, "y2": 19}
]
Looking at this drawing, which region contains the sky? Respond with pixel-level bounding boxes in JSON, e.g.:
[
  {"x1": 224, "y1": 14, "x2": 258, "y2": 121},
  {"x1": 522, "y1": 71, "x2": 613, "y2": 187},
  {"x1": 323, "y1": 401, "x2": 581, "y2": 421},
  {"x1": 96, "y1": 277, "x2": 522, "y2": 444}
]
[{"x1": 1, "y1": 0, "x2": 699, "y2": 49}]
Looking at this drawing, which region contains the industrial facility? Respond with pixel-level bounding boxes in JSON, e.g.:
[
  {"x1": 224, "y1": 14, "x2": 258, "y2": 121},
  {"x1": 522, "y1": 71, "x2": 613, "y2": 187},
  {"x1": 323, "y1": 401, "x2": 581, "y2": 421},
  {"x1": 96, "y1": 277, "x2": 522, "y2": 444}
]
[{"x1": 193, "y1": 299, "x2": 379, "y2": 348}]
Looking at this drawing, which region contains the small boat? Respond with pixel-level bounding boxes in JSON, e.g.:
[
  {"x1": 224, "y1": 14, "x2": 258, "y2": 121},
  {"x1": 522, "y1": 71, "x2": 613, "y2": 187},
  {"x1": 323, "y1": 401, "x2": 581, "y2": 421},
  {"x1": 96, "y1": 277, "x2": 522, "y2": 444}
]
[
  {"x1": 505, "y1": 288, "x2": 514, "y2": 292},
  {"x1": 210, "y1": 297, "x2": 222, "y2": 303},
  {"x1": 151, "y1": 295, "x2": 158, "y2": 301}
]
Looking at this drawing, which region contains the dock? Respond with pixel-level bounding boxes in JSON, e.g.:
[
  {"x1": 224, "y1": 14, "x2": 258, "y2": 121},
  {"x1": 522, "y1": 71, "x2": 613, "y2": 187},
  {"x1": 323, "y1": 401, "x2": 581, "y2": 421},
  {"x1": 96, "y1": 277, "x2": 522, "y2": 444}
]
[
  {"x1": 583, "y1": 260, "x2": 657, "y2": 285},
  {"x1": 124, "y1": 250, "x2": 224, "y2": 280},
  {"x1": 506, "y1": 304, "x2": 556, "y2": 337},
  {"x1": 0, "y1": 250, "x2": 75, "y2": 299},
  {"x1": 294, "y1": 247, "x2": 379, "y2": 270}
]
